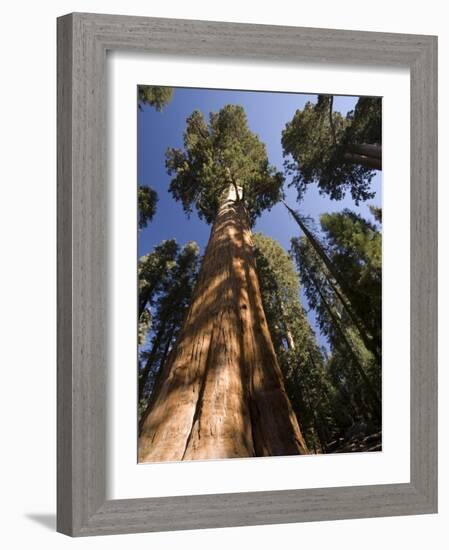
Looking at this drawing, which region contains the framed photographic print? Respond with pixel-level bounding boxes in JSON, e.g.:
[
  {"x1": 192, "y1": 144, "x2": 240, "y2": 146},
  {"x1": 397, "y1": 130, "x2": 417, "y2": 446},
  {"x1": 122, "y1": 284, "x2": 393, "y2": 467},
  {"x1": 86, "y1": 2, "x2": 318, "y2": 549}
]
[{"x1": 57, "y1": 12, "x2": 438, "y2": 536}]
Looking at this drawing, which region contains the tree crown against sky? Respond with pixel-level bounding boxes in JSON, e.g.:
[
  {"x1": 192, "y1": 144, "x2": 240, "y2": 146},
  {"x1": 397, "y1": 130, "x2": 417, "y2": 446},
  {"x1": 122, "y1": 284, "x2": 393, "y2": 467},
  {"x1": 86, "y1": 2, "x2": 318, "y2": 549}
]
[
  {"x1": 282, "y1": 95, "x2": 381, "y2": 204},
  {"x1": 138, "y1": 185, "x2": 158, "y2": 229},
  {"x1": 138, "y1": 85, "x2": 174, "y2": 111},
  {"x1": 166, "y1": 104, "x2": 284, "y2": 224},
  {"x1": 345, "y1": 97, "x2": 382, "y2": 146}
]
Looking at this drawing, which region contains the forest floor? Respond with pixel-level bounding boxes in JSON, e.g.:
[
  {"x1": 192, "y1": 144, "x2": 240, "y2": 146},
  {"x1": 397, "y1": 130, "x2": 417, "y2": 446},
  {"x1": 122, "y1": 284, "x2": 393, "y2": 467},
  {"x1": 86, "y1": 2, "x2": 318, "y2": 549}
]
[{"x1": 326, "y1": 431, "x2": 382, "y2": 454}]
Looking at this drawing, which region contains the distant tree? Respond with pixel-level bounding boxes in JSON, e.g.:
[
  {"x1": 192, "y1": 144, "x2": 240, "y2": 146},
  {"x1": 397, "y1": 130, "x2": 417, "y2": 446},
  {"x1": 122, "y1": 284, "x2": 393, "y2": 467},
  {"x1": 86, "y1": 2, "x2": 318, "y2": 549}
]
[
  {"x1": 138, "y1": 309, "x2": 152, "y2": 346},
  {"x1": 320, "y1": 209, "x2": 382, "y2": 360},
  {"x1": 345, "y1": 97, "x2": 382, "y2": 155},
  {"x1": 138, "y1": 241, "x2": 200, "y2": 419},
  {"x1": 138, "y1": 185, "x2": 158, "y2": 229},
  {"x1": 138, "y1": 240, "x2": 178, "y2": 323},
  {"x1": 369, "y1": 204, "x2": 382, "y2": 224},
  {"x1": 253, "y1": 233, "x2": 302, "y2": 352},
  {"x1": 253, "y1": 233, "x2": 335, "y2": 451},
  {"x1": 139, "y1": 105, "x2": 308, "y2": 463},
  {"x1": 291, "y1": 236, "x2": 381, "y2": 424},
  {"x1": 138, "y1": 85, "x2": 173, "y2": 111},
  {"x1": 282, "y1": 95, "x2": 381, "y2": 203},
  {"x1": 283, "y1": 201, "x2": 380, "y2": 362}
]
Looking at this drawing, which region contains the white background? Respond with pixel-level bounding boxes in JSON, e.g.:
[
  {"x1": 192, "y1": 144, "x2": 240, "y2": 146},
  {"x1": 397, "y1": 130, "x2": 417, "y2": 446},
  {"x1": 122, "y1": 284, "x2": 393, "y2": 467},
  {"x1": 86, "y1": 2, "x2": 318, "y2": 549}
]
[
  {"x1": 0, "y1": 1, "x2": 445, "y2": 549},
  {"x1": 109, "y1": 54, "x2": 410, "y2": 499}
]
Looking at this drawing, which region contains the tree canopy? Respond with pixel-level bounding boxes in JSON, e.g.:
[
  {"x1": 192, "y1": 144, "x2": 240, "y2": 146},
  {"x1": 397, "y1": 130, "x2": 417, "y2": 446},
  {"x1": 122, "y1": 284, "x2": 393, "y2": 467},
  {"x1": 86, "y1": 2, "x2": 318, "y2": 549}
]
[
  {"x1": 254, "y1": 232, "x2": 304, "y2": 350},
  {"x1": 138, "y1": 239, "x2": 178, "y2": 323},
  {"x1": 319, "y1": 209, "x2": 382, "y2": 356},
  {"x1": 282, "y1": 95, "x2": 381, "y2": 204},
  {"x1": 345, "y1": 97, "x2": 382, "y2": 146},
  {"x1": 166, "y1": 105, "x2": 284, "y2": 224},
  {"x1": 254, "y1": 233, "x2": 346, "y2": 452},
  {"x1": 138, "y1": 85, "x2": 174, "y2": 111},
  {"x1": 138, "y1": 241, "x2": 200, "y2": 416},
  {"x1": 138, "y1": 185, "x2": 158, "y2": 229}
]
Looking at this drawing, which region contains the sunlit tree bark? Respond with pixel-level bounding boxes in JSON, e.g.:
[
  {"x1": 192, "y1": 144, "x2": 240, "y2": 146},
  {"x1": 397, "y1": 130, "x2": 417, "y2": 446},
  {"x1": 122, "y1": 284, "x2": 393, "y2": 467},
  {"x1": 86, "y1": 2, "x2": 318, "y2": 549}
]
[{"x1": 138, "y1": 186, "x2": 309, "y2": 462}]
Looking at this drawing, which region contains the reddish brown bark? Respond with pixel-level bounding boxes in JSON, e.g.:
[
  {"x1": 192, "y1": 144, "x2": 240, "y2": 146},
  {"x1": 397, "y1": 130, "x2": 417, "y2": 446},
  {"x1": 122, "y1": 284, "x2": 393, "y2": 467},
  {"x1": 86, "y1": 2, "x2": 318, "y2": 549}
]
[{"x1": 138, "y1": 188, "x2": 308, "y2": 462}]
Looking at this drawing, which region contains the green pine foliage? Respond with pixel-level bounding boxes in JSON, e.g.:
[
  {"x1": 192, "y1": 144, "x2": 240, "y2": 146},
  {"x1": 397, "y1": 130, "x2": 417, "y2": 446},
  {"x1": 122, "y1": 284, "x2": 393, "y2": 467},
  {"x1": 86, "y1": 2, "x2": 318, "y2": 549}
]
[
  {"x1": 369, "y1": 204, "x2": 382, "y2": 224},
  {"x1": 138, "y1": 241, "x2": 200, "y2": 420},
  {"x1": 138, "y1": 239, "x2": 179, "y2": 325},
  {"x1": 138, "y1": 85, "x2": 174, "y2": 111},
  {"x1": 138, "y1": 185, "x2": 158, "y2": 229},
  {"x1": 253, "y1": 233, "x2": 337, "y2": 452},
  {"x1": 345, "y1": 97, "x2": 382, "y2": 146},
  {"x1": 290, "y1": 209, "x2": 382, "y2": 434},
  {"x1": 282, "y1": 95, "x2": 381, "y2": 203},
  {"x1": 319, "y1": 209, "x2": 382, "y2": 358},
  {"x1": 166, "y1": 105, "x2": 284, "y2": 224}
]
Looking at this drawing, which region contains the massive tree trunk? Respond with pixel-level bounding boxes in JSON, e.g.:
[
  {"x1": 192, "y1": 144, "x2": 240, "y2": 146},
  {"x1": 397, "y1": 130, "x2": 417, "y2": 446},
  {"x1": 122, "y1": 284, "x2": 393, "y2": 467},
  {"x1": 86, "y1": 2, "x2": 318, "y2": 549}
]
[{"x1": 138, "y1": 186, "x2": 308, "y2": 462}]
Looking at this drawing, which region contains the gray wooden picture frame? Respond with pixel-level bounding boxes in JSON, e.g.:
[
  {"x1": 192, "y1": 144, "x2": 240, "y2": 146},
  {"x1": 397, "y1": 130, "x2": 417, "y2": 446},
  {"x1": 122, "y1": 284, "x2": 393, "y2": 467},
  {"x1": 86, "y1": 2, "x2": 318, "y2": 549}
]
[{"x1": 57, "y1": 12, "x2": 438, "y2": 537}]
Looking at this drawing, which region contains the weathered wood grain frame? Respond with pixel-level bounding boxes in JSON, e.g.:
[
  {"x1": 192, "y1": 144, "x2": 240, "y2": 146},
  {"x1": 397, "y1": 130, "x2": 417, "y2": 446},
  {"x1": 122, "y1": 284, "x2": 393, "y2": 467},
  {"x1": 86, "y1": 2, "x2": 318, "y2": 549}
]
[{"x1": 57, "y1": 12, "x2": 438, "y2": 536}]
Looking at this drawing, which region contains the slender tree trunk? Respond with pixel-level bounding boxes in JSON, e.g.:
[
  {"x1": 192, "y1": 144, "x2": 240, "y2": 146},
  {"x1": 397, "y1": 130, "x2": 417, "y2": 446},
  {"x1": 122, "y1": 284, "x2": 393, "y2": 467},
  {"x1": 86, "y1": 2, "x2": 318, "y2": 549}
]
[
  {"x1": 158, "y1": 323, "x2": 177, "y2": 374},
  {"x1": 139, "y1": 284, "x2": 156, "y2": 319},
  {"x1": 284, "y1": 328, "x2": 296, "y2": 351},
  {"x1": 276, "y1": 296, "x2": 295, "y2": 351},
  {"x1": 304, "y1": 263, "x2": 381, "y2": 416},
  {"x1": 138, "y1": 318, "x2": 170, "y2": 402},
  {"x1": 283, "y1": 201, "x2": 381, "y2": 362},
  {"x1": 323, "y1": 269, "x2": 380, "y2": 363},
  {"x1": 307, "y1": 353, "x2": 329, "y2": 450},
  {"x1": 283, "y1": 200, "x2": 351, "y2": 298},
  {"x1": 139, "y1": 186, "x2": 308, "y2": 462}
]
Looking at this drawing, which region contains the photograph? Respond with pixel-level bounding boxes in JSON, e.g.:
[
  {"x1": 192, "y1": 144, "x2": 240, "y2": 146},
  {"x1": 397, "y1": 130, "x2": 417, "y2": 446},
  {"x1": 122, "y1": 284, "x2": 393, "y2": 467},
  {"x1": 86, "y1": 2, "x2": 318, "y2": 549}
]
[{"x1": 136, "y1": 85, "x2": 382, "y2": 463}]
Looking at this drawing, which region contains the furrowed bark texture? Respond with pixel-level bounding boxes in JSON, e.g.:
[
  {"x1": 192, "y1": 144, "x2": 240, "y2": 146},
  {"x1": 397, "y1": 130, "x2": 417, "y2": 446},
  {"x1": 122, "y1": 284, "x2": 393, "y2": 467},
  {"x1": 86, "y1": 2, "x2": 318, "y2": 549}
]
[{"x1": 138, "y1": 188, "x2": 308, "y2": 462}]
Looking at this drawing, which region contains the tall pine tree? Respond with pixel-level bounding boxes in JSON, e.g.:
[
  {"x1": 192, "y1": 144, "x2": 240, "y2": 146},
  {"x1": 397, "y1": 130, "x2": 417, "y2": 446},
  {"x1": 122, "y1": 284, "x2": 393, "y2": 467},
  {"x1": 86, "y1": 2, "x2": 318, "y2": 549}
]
[{"x1": 138, "y1": 241, "x2": 200, "y2": 414}]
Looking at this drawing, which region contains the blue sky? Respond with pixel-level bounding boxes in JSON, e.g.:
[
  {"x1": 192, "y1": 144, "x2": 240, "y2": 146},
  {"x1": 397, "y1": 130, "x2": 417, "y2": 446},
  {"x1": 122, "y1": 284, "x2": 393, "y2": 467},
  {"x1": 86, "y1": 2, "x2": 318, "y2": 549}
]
[{"x1": 138, "y1": 87, "x2": 381, "y2": 350}]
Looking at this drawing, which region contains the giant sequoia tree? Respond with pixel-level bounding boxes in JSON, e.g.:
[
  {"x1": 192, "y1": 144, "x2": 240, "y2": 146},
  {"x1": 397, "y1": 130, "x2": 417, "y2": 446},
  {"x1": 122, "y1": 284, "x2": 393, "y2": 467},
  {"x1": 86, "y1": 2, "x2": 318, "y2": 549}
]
[
  {"x1": 282, "y1": 95, "x2": 381, "y2": 203},
  {"x1": 139, "y1": 105, "x2": 308, "y2": 462}
]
